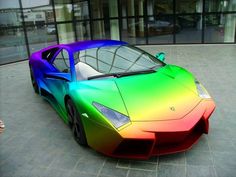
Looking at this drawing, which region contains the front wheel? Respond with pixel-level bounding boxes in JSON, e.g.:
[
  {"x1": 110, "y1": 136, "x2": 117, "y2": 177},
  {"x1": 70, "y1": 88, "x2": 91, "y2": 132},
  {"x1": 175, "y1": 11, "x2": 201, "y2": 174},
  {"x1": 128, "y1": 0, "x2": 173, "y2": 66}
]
[{"x1": 66, "y1": 99, "x2": 88, "y2": 146}]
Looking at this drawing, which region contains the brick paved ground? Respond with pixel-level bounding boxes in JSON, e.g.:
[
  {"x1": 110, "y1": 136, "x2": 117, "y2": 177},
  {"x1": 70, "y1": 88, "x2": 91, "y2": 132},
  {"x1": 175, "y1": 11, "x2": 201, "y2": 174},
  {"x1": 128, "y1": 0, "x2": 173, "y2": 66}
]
[{"x1": 0, "y1": 44, "x2": 235, "y2": 177}]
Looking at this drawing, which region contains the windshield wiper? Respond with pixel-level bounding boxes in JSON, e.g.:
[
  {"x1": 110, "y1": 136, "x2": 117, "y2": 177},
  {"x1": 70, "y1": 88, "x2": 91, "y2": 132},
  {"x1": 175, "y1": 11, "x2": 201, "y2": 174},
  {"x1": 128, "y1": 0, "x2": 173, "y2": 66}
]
[{"x1": 88, "y1": 69, "x2": 156, "y2": 80}]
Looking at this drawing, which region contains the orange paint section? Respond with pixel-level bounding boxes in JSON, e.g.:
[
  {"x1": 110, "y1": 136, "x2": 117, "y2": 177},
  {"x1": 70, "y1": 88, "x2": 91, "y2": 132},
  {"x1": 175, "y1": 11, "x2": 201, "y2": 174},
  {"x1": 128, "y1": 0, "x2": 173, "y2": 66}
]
[{"x1": 88, "y1": 99, "x2": 215, "y2": 159}]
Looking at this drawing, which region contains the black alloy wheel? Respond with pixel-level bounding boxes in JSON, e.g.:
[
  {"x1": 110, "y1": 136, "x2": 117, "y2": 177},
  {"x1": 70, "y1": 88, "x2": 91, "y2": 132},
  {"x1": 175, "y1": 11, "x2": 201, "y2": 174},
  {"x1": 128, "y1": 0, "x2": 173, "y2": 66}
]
[{"x1": 66, "y1": 99, "x2": 87, "y2": 146}]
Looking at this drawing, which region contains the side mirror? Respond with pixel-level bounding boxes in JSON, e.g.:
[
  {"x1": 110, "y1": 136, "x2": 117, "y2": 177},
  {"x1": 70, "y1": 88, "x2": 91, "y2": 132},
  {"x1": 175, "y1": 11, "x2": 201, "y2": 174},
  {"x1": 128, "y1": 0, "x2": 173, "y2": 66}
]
[
  {"x1": 44, "y1": 72, "x2": 71, "y2": 82},
  {"x1": 155, "y1": 52, "x2": 165, "y2": 62}
]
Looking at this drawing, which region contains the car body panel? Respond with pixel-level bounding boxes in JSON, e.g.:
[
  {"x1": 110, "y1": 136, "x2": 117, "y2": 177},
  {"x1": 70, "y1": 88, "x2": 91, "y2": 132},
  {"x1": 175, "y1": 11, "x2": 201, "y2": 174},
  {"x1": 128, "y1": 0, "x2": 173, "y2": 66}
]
[
  {"x1": 114, "y1": 65, "x2": 201, "y2": 121},
  {"x1": 29, "y1": 40, "x2": 216, "y2": 159}
]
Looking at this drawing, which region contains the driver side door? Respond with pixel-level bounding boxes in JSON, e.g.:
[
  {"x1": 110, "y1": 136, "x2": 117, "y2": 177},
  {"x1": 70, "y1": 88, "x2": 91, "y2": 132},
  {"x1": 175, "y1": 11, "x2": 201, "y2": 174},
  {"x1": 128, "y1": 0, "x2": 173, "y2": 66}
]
[{"x1": 44, "y1": 49, "x2": 71, "y2": 111}]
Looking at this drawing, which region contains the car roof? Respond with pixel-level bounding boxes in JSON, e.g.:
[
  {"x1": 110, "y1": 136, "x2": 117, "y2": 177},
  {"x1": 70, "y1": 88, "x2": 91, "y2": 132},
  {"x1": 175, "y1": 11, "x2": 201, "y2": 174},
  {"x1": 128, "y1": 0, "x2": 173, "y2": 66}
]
[{"x1": 61, "y1": 40, "x2": 127, "y2": 52}]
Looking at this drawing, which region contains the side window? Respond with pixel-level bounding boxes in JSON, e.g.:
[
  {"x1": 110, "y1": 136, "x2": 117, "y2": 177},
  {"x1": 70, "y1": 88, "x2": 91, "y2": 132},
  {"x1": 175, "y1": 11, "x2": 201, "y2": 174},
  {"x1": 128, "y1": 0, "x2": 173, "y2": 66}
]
[
  {"x1": 42, "y1": 47, "x2": 59, "y2": 62},
  {"x1": 53, "y1": 49, "x2": 70, "y2": 73}
]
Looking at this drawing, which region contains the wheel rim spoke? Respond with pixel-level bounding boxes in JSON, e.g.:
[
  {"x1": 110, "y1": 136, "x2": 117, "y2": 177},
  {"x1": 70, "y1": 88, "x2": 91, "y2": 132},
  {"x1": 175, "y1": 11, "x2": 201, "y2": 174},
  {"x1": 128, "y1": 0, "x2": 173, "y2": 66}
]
[
  {"x1": 68, "y1": 104, "x2": 75, "y2": 119},
  {"x1": 67, "y1": 102, "x2": 81, "y2": 141},
  {"x1": 74, "y1": 123, "x2": 80, "y2": 138}
]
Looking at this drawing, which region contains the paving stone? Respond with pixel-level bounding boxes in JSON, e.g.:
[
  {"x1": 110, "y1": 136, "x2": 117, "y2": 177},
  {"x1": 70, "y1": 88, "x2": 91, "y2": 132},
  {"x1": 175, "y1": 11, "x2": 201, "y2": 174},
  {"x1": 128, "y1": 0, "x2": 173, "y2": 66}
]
[
  {"x1": 185, "y1": 150, "x2": 213, "y2": 166},
  {"x1": 186, "y1": 165, "x2": 216, "y2": 177},
  {"x1": 128, "y1": 169, "x2": 157, "y2": 177},
  {"x1": 0, "y1": 45, "x2": 235, "y2": 177},
  {"x1": 50, "y1": 153, "x2": 81, "y2": 171},
  {"x1": 100, "y1": 159, "x2": 128, "y2": 177},
  {"x1": 157, "y1": 164, "x2": 185, "y2": 177},
  {"x1": 214, "y1": 165, "x2": 236, "y2": 177},
  {"x1": 159, "y1": 152, "x2": 185, "y2": 165},
  {"x1": 69, "y1": 171, "x2": 96, "y2": 177},
  {"x1": 129, "y1": 160, "x2": 157, "y2": 171}
]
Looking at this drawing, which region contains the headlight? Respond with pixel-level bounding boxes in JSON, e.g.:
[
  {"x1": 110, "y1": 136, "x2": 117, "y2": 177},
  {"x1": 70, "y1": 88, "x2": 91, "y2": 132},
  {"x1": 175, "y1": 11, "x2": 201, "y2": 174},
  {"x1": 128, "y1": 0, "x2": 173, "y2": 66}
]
[
  {"x1": 93, "y1": 102, "x2": 130, "y2": 128},
  {"x1": 195, "y1": 80, "x2": 211, "y2": 99}
]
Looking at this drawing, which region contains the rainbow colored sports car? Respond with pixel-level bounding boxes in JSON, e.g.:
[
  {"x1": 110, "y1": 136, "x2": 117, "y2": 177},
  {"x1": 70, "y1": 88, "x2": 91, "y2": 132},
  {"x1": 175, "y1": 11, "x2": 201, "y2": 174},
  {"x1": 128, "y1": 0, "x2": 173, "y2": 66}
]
[{"x1": 29, "y1": 40, "x2": 215, "y2": 159}]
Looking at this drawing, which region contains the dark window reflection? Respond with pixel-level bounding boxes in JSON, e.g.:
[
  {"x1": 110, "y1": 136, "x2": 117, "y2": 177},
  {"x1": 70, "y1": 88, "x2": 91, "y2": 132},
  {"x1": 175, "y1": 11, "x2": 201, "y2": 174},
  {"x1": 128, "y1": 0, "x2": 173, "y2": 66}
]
[
  {"x1": 176, "y1": 0, "x2": 202, "y2": 14},
  {"x1": 0, "y1": 0, "x2": 22, "y2": 27},
  {"x1": 147, "y1": 0, "x2": 173, "y2": 16},
  {"x1": 91, "y1": 0, "x2": 118, "y2": 19},
  {"x1": 93, "y1": 20, "x2": 119, "y2": 40},
  {"x1": 121, "y1": 18, "x2": 146, "y2": 44},
  {"x1": 22, "y1": 0, "x2": 55, "y2": 25},
  {"x1": 120, "y1": 0, "x2": 145, "y2": 17},
  {"x1": 205, "y1": 14, "x2": 236, "y2": 43},
  {"x1": 76, "y1": 21, "x2": 91, "y2": 40},
  {"x1": 57, "y1": 23, "x2": 75, "y2": 43},
  {"x1": 54, "y1": 0, "x2": 73, "y2": 22},
  {"x1": 0, "y1": 27, "x2": 27, "y2": 64},
  {"x1": 176, "y1": 15, "x2": 202, "y2": 43},
  {"x1": 205, "y1": 0, "x2": 236, "y2": 12},
  {"x1": 27, "y1": 25, "x2": 57, "y2": 53},
  {"x1": 148, "y1": 15, "x2": 175, "y2": 44},
  {"x1": 73, "y1": 0, "x2": 89, "y2": 20}
]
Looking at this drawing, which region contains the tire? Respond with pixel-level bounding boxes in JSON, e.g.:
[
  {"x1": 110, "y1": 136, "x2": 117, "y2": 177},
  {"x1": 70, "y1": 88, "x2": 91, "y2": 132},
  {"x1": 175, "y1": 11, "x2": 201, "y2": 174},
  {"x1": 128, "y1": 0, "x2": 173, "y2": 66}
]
[
  {"x1": 66, "y1": 99, "x2": 88, "y2": 146},
  {"x1": 29, "y1": 66, "x2": 39, "y2": 94}
]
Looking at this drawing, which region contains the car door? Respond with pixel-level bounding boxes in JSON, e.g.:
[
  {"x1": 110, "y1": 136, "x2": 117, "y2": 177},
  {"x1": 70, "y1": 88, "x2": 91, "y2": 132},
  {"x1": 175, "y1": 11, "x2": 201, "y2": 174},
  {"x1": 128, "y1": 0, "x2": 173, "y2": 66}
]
[{"x1": 43, "y1": 48, "x2": 71, "y2": 110}]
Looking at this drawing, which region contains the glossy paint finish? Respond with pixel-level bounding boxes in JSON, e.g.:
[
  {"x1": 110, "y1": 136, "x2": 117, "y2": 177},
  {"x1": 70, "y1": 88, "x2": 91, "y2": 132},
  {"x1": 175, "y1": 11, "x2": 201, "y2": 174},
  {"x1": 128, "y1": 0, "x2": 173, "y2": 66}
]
[{"x1": 29, "y1": 40, "x2": 215, "y2": 159}]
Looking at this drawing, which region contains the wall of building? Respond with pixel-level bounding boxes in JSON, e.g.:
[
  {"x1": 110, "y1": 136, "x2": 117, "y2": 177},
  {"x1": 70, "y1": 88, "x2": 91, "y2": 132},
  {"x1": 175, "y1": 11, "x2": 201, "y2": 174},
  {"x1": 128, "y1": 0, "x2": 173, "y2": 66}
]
[{"x1": 0, "y1": 0, "x2": 235, "y2": 64}]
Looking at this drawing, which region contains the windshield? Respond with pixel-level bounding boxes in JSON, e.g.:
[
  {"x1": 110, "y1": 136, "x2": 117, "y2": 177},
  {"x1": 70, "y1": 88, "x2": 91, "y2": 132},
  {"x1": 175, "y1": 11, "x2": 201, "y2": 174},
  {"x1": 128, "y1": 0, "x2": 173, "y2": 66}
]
[{"x1": 73, "y1": 45, "x2": 163, "y2": 80}]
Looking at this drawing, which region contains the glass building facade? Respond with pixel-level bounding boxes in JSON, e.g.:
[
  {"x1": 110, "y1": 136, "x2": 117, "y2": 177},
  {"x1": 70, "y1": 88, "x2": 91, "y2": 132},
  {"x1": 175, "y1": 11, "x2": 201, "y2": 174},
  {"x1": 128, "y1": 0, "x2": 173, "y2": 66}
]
[{"x1": 0, "y1": 0, "x2": 235, "y2": 64}]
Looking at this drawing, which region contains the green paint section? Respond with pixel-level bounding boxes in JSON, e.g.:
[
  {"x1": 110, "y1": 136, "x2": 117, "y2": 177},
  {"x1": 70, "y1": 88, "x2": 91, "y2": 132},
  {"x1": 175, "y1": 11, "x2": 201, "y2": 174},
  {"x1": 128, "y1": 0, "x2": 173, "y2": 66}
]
[
  {"x1": 51, "y1": 64, "x2": 201, "y2": 130},
  {"x1": 115, "y1": 65, "x2": 201, "y2": 121},
  {"x1": 68, "y1": 79, "x2": 128, "y2": 129}
]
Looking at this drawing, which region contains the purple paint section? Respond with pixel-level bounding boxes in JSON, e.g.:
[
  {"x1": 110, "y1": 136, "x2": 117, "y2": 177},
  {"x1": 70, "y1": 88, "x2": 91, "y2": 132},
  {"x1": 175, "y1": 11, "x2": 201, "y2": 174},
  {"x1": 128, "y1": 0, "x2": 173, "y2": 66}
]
[{"x1": 37, "y1": 40, "x2": 127, "y2": 54}]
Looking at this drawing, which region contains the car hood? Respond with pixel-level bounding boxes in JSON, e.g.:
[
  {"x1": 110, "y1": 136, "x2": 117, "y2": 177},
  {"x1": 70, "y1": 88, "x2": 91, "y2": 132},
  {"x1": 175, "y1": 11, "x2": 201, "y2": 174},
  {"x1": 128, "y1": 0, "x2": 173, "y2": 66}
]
[
  {"x1": 74, "y1": 65, "x2": 201, "y2": 122},
  {"x1": 114, "y1": 65, "x2": 201, "y2": 121}
]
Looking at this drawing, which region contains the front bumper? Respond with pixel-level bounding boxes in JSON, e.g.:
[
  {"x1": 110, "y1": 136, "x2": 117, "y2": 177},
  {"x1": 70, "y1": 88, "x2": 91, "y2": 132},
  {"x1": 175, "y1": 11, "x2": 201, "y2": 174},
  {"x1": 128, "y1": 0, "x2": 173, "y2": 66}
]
[{"x1": 85, "y1": 99, "x2": 215, "y2": 159}]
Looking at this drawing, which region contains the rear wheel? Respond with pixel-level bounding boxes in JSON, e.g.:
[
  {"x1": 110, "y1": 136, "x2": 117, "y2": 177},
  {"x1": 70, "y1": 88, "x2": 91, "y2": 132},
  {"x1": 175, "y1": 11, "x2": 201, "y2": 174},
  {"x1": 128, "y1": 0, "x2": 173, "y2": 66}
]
[
  {"x1": 29, "y1": 66, "x2": 39, "y2": 94},
  {"x1": 66, "y1": 99, "x2": 87, "y2": 146}
]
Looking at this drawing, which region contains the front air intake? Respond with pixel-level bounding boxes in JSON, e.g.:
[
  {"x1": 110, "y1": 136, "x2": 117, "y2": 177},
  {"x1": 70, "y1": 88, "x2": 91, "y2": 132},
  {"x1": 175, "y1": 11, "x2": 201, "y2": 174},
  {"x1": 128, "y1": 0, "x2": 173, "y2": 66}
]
[{"x1": 113, "y1": 139, "x2": 153, "y2": 158}]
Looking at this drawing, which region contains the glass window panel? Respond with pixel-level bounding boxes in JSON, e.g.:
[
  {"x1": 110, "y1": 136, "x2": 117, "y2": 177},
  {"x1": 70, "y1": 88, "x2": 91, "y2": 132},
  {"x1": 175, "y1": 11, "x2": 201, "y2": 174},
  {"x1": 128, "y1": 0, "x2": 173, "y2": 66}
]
[
  {"x1": 93, "y1": 20, "x2": 107, "y2": 39},
  {"x1": 0, "y1": 0, "x2": 22, "y2": 27},
  {"x1": 91, "y1": 0, "x2": 118, "y2": 19},
  {"x1": 110, "y1": 20, "x2": 120, "y2": 40},
  {"x1": 21, "y1": 0, "x2": 54, "y2": 26},
  {"x1": 113, "y1": 55, "x2": 133, "y2": 70},
  {"x1": 73, "y1": 0, "x2": 89, "y2": 20},
  {"x1": 116, "y1": 46, "x2": 140, "y2": 62},
  {"x1": 76, "y1": 21, "x2": 91, "y2": 40},
  {"x1": 53, "y1": 49, "x2": 70, "y2": 72},
  {"x1": 74, "y1": 46, "x2": 162, "y2": 76},
  {"x1": 120, "y1": 0, "x2": 145, "y2": 17},
  {"x1": 204, "y1": 14, "x2": 236, "y2": 43},
  {"x1": 176, "y1": 0, "x2": 203, "y2": 14},
  {"x1": 135, "y1": 54, "x2": 157, "y2": 67},
  {"x1": 82, "y1": 56, "x2": 97, "y2": 69},
  {"x1": 27, "y1": 24, "x2": 57, "y2": 54},
  {"x1": 148, "y1": 15, "x2": 174, "y2": 44},
  {"x1": 110, "y1": 67, "x2": 126, "y2": 73},
  {"x1": 54, "y1": 0, "x2": 73, "y2": 22},
  {"x1": 205, "y1": 0, "x2": 236, "y2": 12},
  {"x1": 176, "y1": 15, "x2": 202, "y2": 43},
  {"x1": 121, "y1": 18, "x2": 146, "y2": 44},
  {"x1": 0, "y1": 27, "x2": 27, "y2": 64},
  {"x1": 98, "y1": 60, "x2": 110, "y2": 72},
  {"x1": 98, "y1": 49, "x2": 114, "y2": 65},
  {"x1": 93, "y1": 20, "x2": 119, "y2": 40},
  {"x1": 57, "y1": 23, "x2": 75, "y2": 43},
  {"x1": 148, "y1": 0, "x2": 173, "y2": 15},
  {"x1": 84, "y1": 48, "x2": 97, "y2": 58}
]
